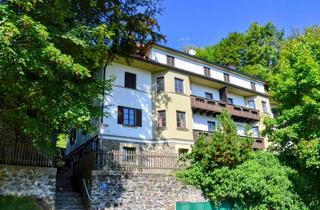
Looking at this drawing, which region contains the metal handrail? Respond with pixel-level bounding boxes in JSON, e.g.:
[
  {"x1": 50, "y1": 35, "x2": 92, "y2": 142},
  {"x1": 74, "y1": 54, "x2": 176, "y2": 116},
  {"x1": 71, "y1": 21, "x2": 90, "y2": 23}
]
[{"x1": 82, "y1": 178, "x2": 94, "y2": 202}]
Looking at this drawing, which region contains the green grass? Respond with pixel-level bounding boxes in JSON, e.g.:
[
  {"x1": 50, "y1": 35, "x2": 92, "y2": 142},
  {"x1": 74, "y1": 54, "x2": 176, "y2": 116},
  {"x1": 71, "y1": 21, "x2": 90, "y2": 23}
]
[{"x1": 0, "y1": 195, "x2": 42, "y2": 210}]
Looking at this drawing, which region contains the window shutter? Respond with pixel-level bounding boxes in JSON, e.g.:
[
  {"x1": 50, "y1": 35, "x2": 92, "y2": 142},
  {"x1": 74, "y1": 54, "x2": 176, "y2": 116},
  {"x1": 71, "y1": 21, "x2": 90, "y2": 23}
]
[
  {"x1": 132, "y1": 74, "x2": 136, "y2": 89},
  {"x1": 125, "y1": 73, "x2": 129, "y2": 88},
  {"x1": 136, "y1": 109, "x2": 142, "y2": 127},
  {"x1": 118, "y1": 106, "x2": 124, "y2": 124}
]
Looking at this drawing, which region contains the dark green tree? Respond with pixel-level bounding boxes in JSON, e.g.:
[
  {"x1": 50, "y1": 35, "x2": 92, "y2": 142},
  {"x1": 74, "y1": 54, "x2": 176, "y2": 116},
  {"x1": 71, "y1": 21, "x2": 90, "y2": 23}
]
[
  {"x1": 0, "y1": 0, "x2": 164, "y2": 153},
  {"x1": 176, "y1": 111, "x2": 315, "y2": 209},
  {"x1": 196, "y1": 22, "x2": 284, "y2": 81},
  {"x1": 189, "y1": 109, "x2": 253, "y2": 171}
]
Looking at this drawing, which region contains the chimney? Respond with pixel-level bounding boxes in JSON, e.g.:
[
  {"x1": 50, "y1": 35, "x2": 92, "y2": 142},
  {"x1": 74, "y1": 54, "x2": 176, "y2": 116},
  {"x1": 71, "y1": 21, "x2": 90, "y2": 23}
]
[{"x1": 225, "y1": 64, "x2": 237, "y2": 70}]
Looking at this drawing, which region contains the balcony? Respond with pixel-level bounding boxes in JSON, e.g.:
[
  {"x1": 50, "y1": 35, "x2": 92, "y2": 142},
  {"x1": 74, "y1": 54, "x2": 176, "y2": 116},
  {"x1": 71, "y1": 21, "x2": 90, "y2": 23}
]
[
  {"x1": 190, "y1": 95, "x2": 260, "y2": 122},
  {"x1": 192, "y1": 130, "x2": 266, "y2": 150}
]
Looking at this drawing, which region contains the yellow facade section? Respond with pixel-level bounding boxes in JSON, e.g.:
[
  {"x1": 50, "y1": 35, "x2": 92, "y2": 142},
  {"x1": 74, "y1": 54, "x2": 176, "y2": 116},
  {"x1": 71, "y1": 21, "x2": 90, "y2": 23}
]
[{"x1": 152, "y1": 70, "x2": 194, "y2": 141}]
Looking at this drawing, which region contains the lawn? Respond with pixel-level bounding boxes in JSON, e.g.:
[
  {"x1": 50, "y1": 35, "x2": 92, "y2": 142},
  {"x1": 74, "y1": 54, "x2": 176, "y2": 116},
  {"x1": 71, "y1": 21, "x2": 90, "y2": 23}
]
[{"x1": 0, "y1": 195, "x2": 44, "y2": 210}]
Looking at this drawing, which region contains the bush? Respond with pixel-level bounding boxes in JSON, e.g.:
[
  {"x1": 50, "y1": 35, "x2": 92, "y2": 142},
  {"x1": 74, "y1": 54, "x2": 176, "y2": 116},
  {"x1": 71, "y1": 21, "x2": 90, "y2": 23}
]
[
  {"x1": 177, "y1": 152, "x2": 310, "y2": 209},
  {"x1": 0, "y1": 195, "x2": 43, "y2": 210}
]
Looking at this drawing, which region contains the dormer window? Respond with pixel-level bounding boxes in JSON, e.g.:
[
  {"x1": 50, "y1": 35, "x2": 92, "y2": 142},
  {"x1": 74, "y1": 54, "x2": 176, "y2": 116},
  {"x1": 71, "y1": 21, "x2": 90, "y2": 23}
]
[
  {"x1": 224, "y1": 73, "x2": 230, "y2": 83},
  {"x1": 166, "y1": 55, "x2": 175, "y2": 66},
  {"x1": 204, "y1": 67, "x2": 210, "y2": 77}
]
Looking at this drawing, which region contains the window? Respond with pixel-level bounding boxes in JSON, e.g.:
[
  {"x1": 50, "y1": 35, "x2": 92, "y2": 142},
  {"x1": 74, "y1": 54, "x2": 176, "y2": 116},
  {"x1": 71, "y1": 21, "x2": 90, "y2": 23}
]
[
  {"x1": 157, "y1": 110, "x2": 166, "y2": 128},
  {"x1": 204, "y1": 67, "x2": 210, "y2": 77},
  {"x1": 252, "y1": 126, "x2": 260, "y2": 138},
  {"x1": 208, "y1": 121, "x2": 216, "y2": 132},
  {"x1": 227, "y1": 98, "x2": 233, "y2": 104},
  {"x1": 176, "y1": 111, "x2": 186, "y2": 128},
  {"x1": 178, "y1": 148, "x2": 189, "y2": 155},
  {"x1": 262, "y1": 101, "x2": 268, "y2": 113},
  {"x1": 205, "y1": 92, "x2": 213, "y2": 100},
  {"x1": 124, "y1": 72, "x2": 136, "y2": 89},
  {"x1": 123, "y1": 147, "x2": 136, "y2": 162},
  {"x1": 174, "y1": 78, "x2": 184, "y2": 94},
  {"x1": 224, "y1": 73, "x2": 230, "y2": 83},
  {"x1": 248, "y1": 100, "x2": 255, "y2": 109},
  {"x1": 167, "y1": 55, "x2": 175, "y2": 66},
  {"x1": 251, "y1": 82, "x2": 256, "y2": 91},
  {"x1": 117, "y1": 106, "x2": 142, "y2": 127},
  {"x1": 156, "y1": 77, "x2": 164, "y2": 92},
  {"x1": 70, "y1": 128, "x2": 76, "y2": 145}
]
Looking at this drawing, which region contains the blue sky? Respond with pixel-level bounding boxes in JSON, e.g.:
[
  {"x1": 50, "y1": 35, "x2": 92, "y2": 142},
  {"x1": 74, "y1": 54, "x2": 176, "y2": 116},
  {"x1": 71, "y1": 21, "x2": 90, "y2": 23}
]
[{"x1": 157, "y1": 0, "x2": 320, "y2": 50}]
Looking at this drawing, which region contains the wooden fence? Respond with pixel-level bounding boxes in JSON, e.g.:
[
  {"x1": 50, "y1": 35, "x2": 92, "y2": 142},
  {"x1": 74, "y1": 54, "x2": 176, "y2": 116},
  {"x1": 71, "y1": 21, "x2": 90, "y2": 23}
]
[
  {"x1": 98, "y1": 150, "x2": 183, "y2": 174},
  {"x1": 0, "y1": 142, "x2": 54, "y2": 167}
]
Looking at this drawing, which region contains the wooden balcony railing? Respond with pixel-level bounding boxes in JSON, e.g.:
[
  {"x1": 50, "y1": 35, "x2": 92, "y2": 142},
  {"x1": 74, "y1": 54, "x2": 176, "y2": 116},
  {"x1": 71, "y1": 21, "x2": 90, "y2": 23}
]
[
  {"x1": 190, "y1": 95, "x2": 260, "y2": 122},
  {"x1": 192, "y1": 130, "x2": 266, "y2": 150},
  {"x1": 98, "y1": 150, "x2": 182, "y2": 174}
]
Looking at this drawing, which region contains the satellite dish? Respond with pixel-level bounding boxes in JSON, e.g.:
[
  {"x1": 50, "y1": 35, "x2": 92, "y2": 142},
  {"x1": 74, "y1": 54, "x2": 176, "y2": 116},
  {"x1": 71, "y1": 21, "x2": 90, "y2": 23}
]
[{"x1": 188, "y1": 49, "x2": 196, "y2": 56}]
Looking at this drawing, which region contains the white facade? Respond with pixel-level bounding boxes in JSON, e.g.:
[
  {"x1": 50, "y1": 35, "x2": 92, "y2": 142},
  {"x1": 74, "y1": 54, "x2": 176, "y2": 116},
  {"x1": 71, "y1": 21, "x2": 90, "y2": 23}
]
[
  {"x1": 101, "y1": 63, "x2": 153, "y2": 140},
  {"x1": 193, "y1": 113, "x2": 247, "y2": 136},
  {"x1": 150, "y1": 47, "x2": 266, "y2": 94},
  {"x1": 190, "y1": 83, "x2": 246, "y2": 107},
  {"x1": 193, "y1": 113, "x2": 218, "y2": 131},
  {"x1": 190, "y1": 83, "x2": 220, "y2": 100},
  {"x1": 227, "y1": 93, "x2": 245, "y2": 106},
  {"x1": 66, "y1": 44, "x2": 270, "y2": 154}
]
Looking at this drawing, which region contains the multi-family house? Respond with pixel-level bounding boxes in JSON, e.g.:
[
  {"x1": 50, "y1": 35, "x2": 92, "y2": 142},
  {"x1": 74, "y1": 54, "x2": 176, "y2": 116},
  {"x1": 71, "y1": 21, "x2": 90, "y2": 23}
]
[{"x1": 66, "y1": 43, "x2": 272, "y2": 155}]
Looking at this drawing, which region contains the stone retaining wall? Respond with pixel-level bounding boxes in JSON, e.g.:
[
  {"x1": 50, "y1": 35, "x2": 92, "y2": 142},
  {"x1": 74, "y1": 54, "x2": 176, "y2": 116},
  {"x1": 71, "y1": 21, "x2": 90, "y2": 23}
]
[
  {"x1": 90, "y1": 171, "x2": 207, "y2": 210},
  {"x1": 0, "y1": 164, "x2": 57, "y2": 209}
]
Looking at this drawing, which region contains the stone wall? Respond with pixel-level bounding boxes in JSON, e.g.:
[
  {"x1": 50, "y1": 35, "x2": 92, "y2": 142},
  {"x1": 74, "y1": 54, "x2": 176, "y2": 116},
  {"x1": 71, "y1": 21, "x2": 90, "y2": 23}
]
[
  {"x1": 90, "y1": 171, "x2": 207, "y2": 210},
  {"x1": 0, "y1": 165, "x2": 57, "y2": 209}
]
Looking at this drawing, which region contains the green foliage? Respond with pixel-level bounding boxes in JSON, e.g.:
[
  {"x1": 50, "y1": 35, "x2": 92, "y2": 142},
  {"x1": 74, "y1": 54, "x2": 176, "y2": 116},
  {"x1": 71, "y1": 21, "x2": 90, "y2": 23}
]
[
  {"x1": 265, "y1": 26, "x2": 320, "y2": 173},
  {"x1": 196, "y1": 22, "x2": 284, "y2": 81},
  {"x1": 189, "y1": 109, "x2": 253, "y2": 171},
  {"x1": 56, "y1": 133, "x2": 67, "y2": 149},
  {"x1": 177, "y1": 110, "x2": 319, "y2": 209},
  {"x1": 0, "y1": 195, "x2": 42, "y2": 210},
  {"x1": 178, "y1": 152, "x2": 316, "y2": 210},
  {"x1": 0, "y1": 0, "x2": 164, "y2": 153}
]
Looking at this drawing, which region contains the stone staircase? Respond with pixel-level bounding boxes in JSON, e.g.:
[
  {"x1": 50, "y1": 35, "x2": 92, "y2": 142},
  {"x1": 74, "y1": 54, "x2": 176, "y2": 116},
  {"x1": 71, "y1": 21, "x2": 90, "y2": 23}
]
[{"x1": 55, "y1": 170, "x2": 86, "y2": 210}]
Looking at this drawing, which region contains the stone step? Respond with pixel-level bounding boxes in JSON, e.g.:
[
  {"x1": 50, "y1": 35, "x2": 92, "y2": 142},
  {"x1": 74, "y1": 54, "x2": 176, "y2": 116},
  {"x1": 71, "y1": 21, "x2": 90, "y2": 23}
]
[
  {"x1": 55, "y1": 201, "x2": 85, "y2": 209},
  {"x1": 55, "y1": 205, "x2": 85, "y2": 210},
  {"x1": 56, "y1": 196, "x2": 83, "y2": 202},
  {"x1": 56, "y1": 183, "x2": 73, "y2": 186},
  {"x1": 56, "y1": 201, "x2": 84, "y2": 204},
  {"x1": 56, "y1": 188, "x2": 75, "y2": 192},
  {"x1": 56, "y1": 192, "x2": 82, "y2": 196}
]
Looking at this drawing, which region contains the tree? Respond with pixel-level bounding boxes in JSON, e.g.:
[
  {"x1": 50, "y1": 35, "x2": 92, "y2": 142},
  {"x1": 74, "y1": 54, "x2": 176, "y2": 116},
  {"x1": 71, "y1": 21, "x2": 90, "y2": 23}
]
[
  {"x1": 188, "y1": 109, "x2": 253, "y2": 171},
  {"x1": 196, "y1": 22, "x2": 284, "y2": 81},
  {"x1": 264, "y1": 27, "x2": 320, "y2": 173},
  {"x1": 178, "y1": 152, "x2": 313, "y2": 209},
  {"x1": 176, "y1": 111, "x2": 317, "y2": 209},
  {"x1": 0, "y1": 0, "x2": 164, "y2": 153}
]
